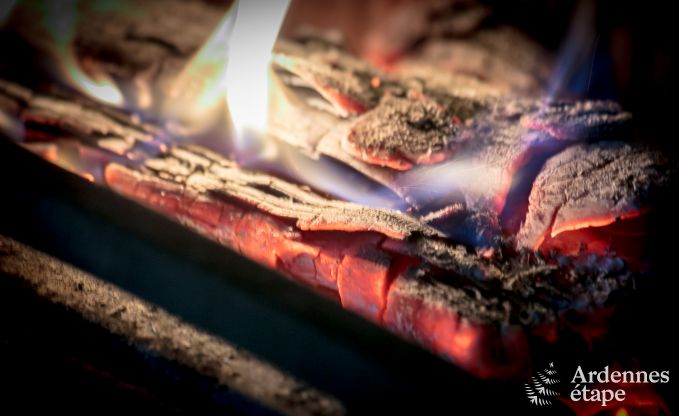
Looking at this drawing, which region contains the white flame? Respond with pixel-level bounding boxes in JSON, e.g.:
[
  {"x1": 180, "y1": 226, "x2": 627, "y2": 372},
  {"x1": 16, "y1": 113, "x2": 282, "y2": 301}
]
[{"x1": 225, "y1": 0, "x2": 289, "y2": 149}]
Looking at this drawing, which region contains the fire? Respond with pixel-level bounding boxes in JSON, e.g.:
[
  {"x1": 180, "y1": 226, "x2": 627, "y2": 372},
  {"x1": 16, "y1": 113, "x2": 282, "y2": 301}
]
[
  {"x1": 165, "y1": 5, "x2": 235, "y2": 126},
  {"x1": 224, "y1": 0, "x2": 289, "y2": 149},
  {"x1": 395, "y1": 159, "x2": 501, "y2": 203},
  {"x1": 42, "y1": 0, "x2": 123, "y2": 106},
  {"x1": 61, "y1": 55, "x2": 124, "y2": 106},
  {"x1": 166, "y1": 0, "x2": 288, "y2": 156}
]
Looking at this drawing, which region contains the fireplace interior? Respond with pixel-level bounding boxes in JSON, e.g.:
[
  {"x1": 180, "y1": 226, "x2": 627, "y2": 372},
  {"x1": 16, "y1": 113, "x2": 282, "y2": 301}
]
[{"x1": 0, "y1": 0, "x2": 677, "y2": 414}]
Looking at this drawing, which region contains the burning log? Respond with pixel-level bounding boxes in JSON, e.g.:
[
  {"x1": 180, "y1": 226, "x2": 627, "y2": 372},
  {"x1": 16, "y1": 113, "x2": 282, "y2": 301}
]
[
  {"x1": 102, "y1": 145, "x2": 637, "y2": 379},
  {"x1": 1, "y1": 0, "x2": 231, "y2": 107},
  {"x1": 0, "y1": 75, "x2": 654, "y2": 379},
  {"x1": 0, "y1": 17, "x2": 671, "y2": 383},
  {"x1": 0, "y1": 79, "x2": 168, "y2": 163},
  {"x1": 517, "y1": 142, "x2": 675, "y2": 258},
  {"x1": 270, "y1": 36, "x2": 634, "y2": 223}
]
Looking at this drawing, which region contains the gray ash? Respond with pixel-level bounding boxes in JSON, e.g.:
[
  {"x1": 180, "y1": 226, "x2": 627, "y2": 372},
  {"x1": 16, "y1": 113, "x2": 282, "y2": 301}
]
[{"x1": 344, "y1": 95, "x2": 461, "y2": 170}]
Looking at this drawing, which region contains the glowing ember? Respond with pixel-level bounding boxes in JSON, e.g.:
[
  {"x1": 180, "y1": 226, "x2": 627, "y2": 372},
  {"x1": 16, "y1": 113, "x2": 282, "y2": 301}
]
[
  {"x1": 42, "y1": 0, "x2": 123, "y2": 106},
  {"x1": 225, "y1": 0, "x2": 289, "y2": 150}
]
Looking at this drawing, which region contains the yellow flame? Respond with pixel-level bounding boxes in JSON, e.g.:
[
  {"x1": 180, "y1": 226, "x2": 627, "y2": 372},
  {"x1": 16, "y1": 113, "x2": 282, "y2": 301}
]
[
  {"x1": 165, "y1": 6, "x2": 235, "y2": 124},
  {"x1": 42, "y1": 0, "x2": 123, "y2": 106},
  {"x1": 225, "y1": 0, "x2": 289, "y2": 147},
  {"x1": 62, "y1": 53, "x2": 124, "y2": 106}
]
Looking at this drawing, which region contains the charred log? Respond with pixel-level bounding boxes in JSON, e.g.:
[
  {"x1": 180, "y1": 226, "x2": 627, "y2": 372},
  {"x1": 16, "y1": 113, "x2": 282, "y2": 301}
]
[
  {"x1": 270, "y1": 36, "x2": 633, "y2": 224},
  {"x1": 0, "y1": 74, "x2": 649, "y2": 380},
  {"x1": 0, "y1": 79, "x2": 167, "y2": 160},
  {"x1": 344, "y1": 94, "x2": 461, "y2": 170},
  {"x1": 102, "y1": 146, "x2": 636, "y2": 378},
  {"x1": 517, "y1": 142, "x2": 675, "y2": 253}
]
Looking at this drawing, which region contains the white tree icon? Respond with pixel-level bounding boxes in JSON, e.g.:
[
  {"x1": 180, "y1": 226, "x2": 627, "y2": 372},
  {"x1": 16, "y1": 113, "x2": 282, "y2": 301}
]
[{"x1": 525, "y1": 362, "x2": 560, "y2": 406}]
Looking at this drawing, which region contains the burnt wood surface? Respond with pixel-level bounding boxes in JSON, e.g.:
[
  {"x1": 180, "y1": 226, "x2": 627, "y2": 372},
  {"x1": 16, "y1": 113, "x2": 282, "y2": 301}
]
[
  {"x1": 0, "y1": 78, "x2": 643, "y2": 340},
  {"x1": 0, "y1": 136, "x2": 548, "y2": 414},
  {"x1": 517, "y1": 142, "x2": 674, "y2": 250},
  {"x1": 0, "y1": 0, "x2": 676, "y2": 412},
  {"x1": 269, "y1": 36, "x2": 637, "y2": 231}
]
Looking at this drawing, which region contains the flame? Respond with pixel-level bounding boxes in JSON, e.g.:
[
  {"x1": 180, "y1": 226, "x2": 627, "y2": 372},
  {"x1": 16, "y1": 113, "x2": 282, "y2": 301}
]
[
  {"x1": 42, "y1": 0, "x2": 123, "y2": 106},
  {"x1": 225, "y1": 0, "x2": 289, "y2": 149},
  {"x1": 62, "y1": 55, "x2": 124, "y2": 106},
  {"x1": 165, "y1": 6, "x2": 236, "y2": 125},
  {"x1": 395, "y1": 159, "x2": 502, "y2": 204}
]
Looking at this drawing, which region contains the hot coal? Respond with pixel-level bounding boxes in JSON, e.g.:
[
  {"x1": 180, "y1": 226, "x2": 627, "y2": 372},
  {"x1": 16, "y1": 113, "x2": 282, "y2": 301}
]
[
  {"x1": 383, "y1": 266, "x2": 531, "y2": 379},
  {"x1": 143, "y1": 145, "x2": 442, "y2": 240},
  {"x1": 102, "y1": 144, "x2": 637, "y2": 379},
  {"x1": 517, "y1": 142, "x2": 674, "y2": 252}
]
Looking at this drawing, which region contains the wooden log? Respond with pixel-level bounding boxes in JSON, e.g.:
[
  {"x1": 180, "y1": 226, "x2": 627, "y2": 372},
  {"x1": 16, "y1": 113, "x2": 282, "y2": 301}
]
[
  {"x1": 0, "y1": 235, "x2": 344, "y2": 415},
  {"x1": 0, "y1": 80, "x2": 640, "y2": 380}
]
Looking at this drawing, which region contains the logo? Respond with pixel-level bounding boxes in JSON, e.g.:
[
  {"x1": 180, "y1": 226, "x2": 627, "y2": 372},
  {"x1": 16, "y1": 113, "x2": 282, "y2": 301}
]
[
  {"x1": 525, "y1": 361, "x2": 671, "y2": 408},
  {"x1": 525, "y1": 362, "x2": 561, "y2": 406},
  {"x1": 569, "y1": 365, "x2": 669, "y2": 407}
]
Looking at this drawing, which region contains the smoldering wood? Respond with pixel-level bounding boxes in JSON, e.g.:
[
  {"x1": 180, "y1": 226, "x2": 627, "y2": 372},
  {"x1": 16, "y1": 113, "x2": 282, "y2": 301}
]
[
  {"x1": 270, "y1": 36, "x2": 634, "y2": 220},
  {"x1": 108, "y1": 146, "x2": 637, "y2": 327},
  {"x1": 0, "y1": 10, "x2": 664, "y2": 380},
  {"x1": 517, "y1": 142, "x2": 675, "y2": 249},
  {"x1": 0, "y1": 75, "x2": 642, "y2": 380},
  {"x1": 0, "y1": 77, "x2": 639, "y2": 328}
]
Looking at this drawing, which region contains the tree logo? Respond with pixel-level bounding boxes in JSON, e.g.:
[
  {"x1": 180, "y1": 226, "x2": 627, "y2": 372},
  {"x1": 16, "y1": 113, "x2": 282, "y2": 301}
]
[{"x1": 525, "y1": 362, "x2": 561, "y2": 406}]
